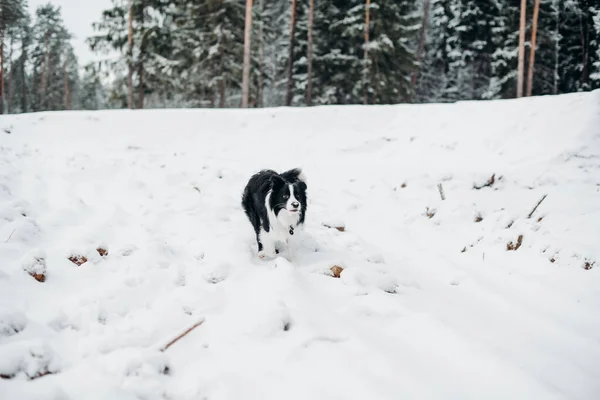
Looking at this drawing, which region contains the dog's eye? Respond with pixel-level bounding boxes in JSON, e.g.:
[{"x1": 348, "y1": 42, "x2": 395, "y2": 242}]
[{"x1": 283, "y1": 194, "x2": 289, "y2": 200}]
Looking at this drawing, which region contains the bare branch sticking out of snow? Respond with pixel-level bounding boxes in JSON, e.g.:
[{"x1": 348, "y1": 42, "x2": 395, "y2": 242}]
[
  {"x1": 473, "y1": 174, "x2": 496, "y2": 190},
  {"x1": 5, "y1": 230, "x2": 16, "y2": 243},
  {"x1": 323, "y1": 222, "x2": 345, "y2": 232},
  {"x1": 527, "y1": 194, "x2": 548, "y2": 219},
  {"x1": 437, "y1": 183, "x2": 445, "y2": 200},
  {"x1": 160, "y1": 319, "x2": 205, "y2": 352}
]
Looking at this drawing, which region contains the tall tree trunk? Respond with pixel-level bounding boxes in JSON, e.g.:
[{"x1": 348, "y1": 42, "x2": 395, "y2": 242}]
[
  {"x1": 517, "y1": 0, "x2": 527, "y2": 98},
  {"x1": 40, "y1": 32, "x2": 51, "y2": 106},
  {"x1": 553, "y1": 0, "x2": 560, "y2": 94},
  {"x1": 241, "y1": 0, "x2": 253, "y2": 108},
  {"x1": 364, "y1": 0, "x2": 371, "y2": 105},
  {"x1": 257, "y1": 0, "x2": 264, "y2": 107},
  {"x1": 138, "y1": 63, "x2": 144, "y2": 109},
  {"x1": 285, "y1": 0, "x2": 297, "y2": 107},
  {"x1": 526, "y1": 0, "x2": 541, "y2": 97},
  {"x1": 127, "y1": 0, "x2": 134, "y2": 109},
  {"x1": 137, "y1": 0, "x2": 145, "y2": 109},
  {"x1": 410, "y1": 0, "x2": 430, "y2": 103},
  {"x1": 20, "y1": 40, "x2": 27, "y2": 112},
  {"x1": 7, "y1": 34, "x2": 14, "y2": 113},
  {"x1": 579, "y1": 7, "x2": 590, "y2": 87},
  {"x1": 219, "y1": 41, "x2": 226, "y2": 108},
  {"x1": 63, "y1": 66, "x2": 70, "y2": 110},
  {"x1": 306, "y1": 0, "x2": 314, "y2": 106},
  {"x1": 1, "y1": 26, "x2": 5, "y2": 115}
]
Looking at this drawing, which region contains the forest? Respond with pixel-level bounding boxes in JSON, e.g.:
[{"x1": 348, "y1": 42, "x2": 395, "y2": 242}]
[{"x1": 1, "y1": 0, "x2": 599, "y2": 113}]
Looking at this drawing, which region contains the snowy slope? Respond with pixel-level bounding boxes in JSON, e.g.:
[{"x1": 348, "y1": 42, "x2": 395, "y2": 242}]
[{"x1": 1, "y1": 91, "x2": 600, "y2": 400}]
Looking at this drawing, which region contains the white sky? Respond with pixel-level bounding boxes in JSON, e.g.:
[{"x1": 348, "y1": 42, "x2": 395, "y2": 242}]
[{"x1": 28, "y1": 0, "x2": 113, "y2": 66}]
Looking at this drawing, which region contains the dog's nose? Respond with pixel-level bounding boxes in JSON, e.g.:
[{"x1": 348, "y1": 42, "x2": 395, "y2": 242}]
[{"x1": 291, "y1": 201, "x2": 300, "y2": 208}]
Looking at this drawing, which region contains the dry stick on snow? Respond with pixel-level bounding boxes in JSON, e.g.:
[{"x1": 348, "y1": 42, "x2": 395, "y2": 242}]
[
  {"x1": 5, "y1": 229, "x2": 16, "y2": 243},
  {"x1": 473, "y1": 174, "x2": 495, "y2": 190},
  {"x1": 527, "y1": 194, "x2": 547, "y2": 219},
  {"x1": 437, "y1": 183, "x2": 445, "y2": 200},
  {"x1": 160, "y1": 319, "x2": 205, "y2": 352}
]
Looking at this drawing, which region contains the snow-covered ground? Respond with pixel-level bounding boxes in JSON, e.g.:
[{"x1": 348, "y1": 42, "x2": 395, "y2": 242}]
[{"x1": 1, "y1": 91, "x2": 600, "y2": 400}]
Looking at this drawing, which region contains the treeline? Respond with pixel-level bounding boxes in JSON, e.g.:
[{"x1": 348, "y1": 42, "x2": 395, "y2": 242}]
[
  {"x1": 1, "y1": 0, "x2": 599, "y2": 114},
  {"x1": 0, "y1": 1, "x2": 105, "y2": 114}
]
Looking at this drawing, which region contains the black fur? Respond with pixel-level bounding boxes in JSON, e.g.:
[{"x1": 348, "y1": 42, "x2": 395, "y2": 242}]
[{"x1": 242, "y1": 168, "x2": 307, "y2": 252}]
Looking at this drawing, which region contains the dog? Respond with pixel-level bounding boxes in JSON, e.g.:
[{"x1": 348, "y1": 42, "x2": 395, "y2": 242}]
[{"x1": 241, "y1": 168, "x2": 307, "y2": 259}]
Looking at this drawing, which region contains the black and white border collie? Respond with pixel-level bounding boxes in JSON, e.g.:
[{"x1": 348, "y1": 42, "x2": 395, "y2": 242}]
[{"x1": 242, "y1": 168, "x2": 307, "y2": 259}]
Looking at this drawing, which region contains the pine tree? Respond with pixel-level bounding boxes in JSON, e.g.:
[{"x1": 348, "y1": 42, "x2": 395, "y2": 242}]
[
  {"x1": 1, "y1": 0, "x2": 26, "y2": 114},
  {"x1": 80, "y1": 63, "x2": 107, "y2": 110},
  {"x1": 445, "y1": 0, "x2": 503, "y2": 100},
  {"x1": 89, "y1": 0, "x2": 174, "y2": 109},
  {"x1": 415, "y1": 0, "x2": 454, "y2": 102},
  {"x1": 592, "y1": 5, "x2": 600, "y2": 84},
  {"x1": 165, "y1": 0, "x2": 246, "y2": 107},
  {"x1": 30, "y1": 4, "x2": 73, "y2": 111},
  {"x1": 10, "y1": 11, "x2": 31, "y2": 113}
]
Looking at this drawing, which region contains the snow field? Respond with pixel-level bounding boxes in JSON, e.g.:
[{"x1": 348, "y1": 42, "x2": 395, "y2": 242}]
[{"x1": 1, "y1": 90, "x2": 600, "y2": 399}]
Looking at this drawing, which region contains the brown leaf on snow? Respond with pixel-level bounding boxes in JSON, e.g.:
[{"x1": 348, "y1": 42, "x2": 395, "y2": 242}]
[
  {"x1": 330, "y1": 265, "x2": 344, "y2": 278},
  {"x1": 68, "y1": 255, "x2": 88, "y2": 266},
  {"x1": 506, "y1": 235, "x2": 523, "y2": 251}
]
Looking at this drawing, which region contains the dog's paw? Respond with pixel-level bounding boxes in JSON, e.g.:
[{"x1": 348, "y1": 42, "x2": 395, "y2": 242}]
[{"x1": 258, "y1": 250, "x2": 277, "y2": 260}]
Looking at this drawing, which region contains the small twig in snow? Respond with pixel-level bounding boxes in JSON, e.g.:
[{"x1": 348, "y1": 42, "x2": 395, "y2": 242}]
[
  {"x1": 160, "y1": 319, "x2": 205, "y2": 352},
  {"x1": 437, "y1": 183, "x2": 445, "y2": 200},
  {"x1": 473, "y1": 174, "x2": 495, "y2": 190},
  {"x1": 527, "y1": 194, "x2": 547, "y2": 219},
  {"x1": 5, "y1": 230, "x2": 16, "y2": 243}
]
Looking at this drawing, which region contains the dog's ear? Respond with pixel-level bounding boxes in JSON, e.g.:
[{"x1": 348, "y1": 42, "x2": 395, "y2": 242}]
[
  {"x1": 269, "y1": 174, "x2": 286, "y2": 191},
  {"x1": 281, "y1": 168, "x2": 306, "y2": 183}
]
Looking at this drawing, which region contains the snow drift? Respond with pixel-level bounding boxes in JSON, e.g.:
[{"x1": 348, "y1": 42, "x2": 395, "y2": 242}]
[{"x1": 1, "y1": 90, "x2": 600, "y2": 399}]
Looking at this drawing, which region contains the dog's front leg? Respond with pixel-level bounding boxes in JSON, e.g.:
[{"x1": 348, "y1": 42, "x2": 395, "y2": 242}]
[{"x1": 258, "y1": 228, "x2": 277, "y2": 259}]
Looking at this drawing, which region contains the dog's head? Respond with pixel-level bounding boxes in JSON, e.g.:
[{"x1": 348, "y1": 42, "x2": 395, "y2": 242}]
[{"x1": 269, "y1": 169, "x2": 307, "y2": 216}]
